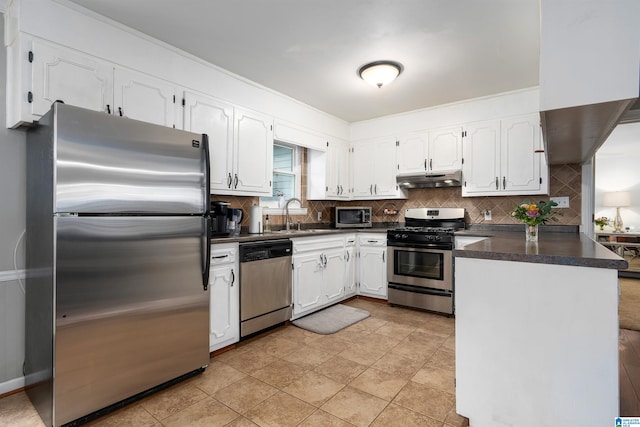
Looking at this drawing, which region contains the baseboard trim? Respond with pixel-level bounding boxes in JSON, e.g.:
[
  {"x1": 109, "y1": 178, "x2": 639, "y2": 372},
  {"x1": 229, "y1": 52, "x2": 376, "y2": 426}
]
[{"x1": 0, "y1": 376, "x2": 25, "y2": 398}]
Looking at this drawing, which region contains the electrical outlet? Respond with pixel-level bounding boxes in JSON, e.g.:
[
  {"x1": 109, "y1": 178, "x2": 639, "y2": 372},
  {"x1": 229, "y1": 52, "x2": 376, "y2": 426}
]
[
  {"x1": 483, "y1": 210, "x2": 492, "y2": 221},
  {"x1": 317, "y1": 212, "x2": 322, "y2": 221},
  {"x1": 550, "y1": 196, "x2": 570, "y2": 208}
]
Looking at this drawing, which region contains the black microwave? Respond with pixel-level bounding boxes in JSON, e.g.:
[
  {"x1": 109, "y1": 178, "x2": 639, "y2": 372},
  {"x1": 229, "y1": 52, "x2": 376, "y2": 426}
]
[{"x1": 333, "y1": 206, "x2": 372, "y2": 228}]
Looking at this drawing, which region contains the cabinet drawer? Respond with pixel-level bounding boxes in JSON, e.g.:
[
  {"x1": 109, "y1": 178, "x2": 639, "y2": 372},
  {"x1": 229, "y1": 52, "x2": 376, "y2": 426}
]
[
  {"x1": 293, "y1": 236, "x2": 345, "y2": 253},
  {"x1": 357, "y1": 233, "x2": 387, "y2": 246},
  {"x1": 210, "y1": 243, "x2": 238, "y2": 265}
]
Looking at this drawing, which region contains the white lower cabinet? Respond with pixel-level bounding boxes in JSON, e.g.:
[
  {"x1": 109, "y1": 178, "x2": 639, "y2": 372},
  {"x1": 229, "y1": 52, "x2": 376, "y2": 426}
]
[
  {"x1": 345, "y1": 234, "x2": 357, "y2": 297},
  {"x1": 209, "y1": 242, "x2": 239, "y2": 352},
  {"x1": 357, "y1": 234, "x2": 388, "y2": 299},
  {"x1": 291, "y1": 236, "x2": 347, "y2": 319}
]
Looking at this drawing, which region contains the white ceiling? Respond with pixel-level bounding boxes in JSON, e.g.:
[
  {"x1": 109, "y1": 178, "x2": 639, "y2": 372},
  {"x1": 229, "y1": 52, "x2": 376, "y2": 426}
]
[{"x1": 67, "y1": 0, "x2": 540, "y2": 123}]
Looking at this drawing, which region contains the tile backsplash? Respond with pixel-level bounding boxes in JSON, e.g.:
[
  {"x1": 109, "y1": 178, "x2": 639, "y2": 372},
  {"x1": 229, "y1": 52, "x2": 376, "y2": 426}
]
[{"x1": 211, "y1": 163, "x2": 581, "y2": 228}]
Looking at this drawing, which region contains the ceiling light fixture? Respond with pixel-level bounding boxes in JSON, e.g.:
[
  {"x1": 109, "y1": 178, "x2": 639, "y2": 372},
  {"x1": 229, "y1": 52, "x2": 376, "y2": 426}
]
[{"x1": 358, "y1": 60, "x2": 403, "y2": 88}]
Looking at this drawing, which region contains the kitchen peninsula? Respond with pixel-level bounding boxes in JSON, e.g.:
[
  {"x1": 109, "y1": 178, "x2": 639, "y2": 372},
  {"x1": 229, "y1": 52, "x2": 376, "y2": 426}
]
[{"x1": 454, "y1": 231, "x2": 628, "y2": 427}]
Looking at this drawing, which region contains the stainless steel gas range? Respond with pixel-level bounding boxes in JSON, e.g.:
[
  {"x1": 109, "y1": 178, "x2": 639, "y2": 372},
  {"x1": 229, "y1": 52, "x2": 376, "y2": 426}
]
[{"x1": 387, "y1": 207, "x2": 466, "y2": 315}]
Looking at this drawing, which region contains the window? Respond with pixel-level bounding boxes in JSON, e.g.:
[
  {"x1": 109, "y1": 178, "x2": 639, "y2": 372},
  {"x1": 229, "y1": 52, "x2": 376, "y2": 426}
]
[{"x1": 260, "y1": 143, "x2": 302, "y2": 208}]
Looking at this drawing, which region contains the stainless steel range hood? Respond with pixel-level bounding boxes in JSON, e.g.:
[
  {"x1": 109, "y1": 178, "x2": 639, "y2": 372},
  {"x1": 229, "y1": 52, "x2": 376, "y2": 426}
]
[
  {"x1": 540, "y1": 97, "x2": 637, "y2": 165},
  {"x1": 397, "y1": 170, "x2": 462, "y2": 189}
]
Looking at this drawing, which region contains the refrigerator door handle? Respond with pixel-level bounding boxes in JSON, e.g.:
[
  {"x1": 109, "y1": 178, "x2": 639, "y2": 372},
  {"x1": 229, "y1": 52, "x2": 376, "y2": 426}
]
[
  {"x1": 202, "y1": 134, "x2": 210, "y2": 215},
  {"x1": 202, "y1": 217, "x2": 211, "y2": 291}
]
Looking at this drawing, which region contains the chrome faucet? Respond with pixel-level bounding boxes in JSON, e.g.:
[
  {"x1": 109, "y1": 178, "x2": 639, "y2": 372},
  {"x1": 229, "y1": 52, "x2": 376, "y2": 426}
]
[{"x1": 284, "y1": 197, "x2": 302, "y2": 231}]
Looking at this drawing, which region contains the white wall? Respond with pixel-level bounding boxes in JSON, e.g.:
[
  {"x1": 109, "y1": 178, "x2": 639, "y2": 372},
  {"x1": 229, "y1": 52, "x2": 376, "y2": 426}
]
[
  {"x1": 595, "y1": 122, "x2": 640, "y2": 232},
  {"x1": 0, "y1": 13, "x2": 28, "y2": 393}
]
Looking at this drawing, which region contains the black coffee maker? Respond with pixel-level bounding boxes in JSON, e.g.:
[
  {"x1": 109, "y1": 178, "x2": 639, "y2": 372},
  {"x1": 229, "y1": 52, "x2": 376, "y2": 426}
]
[{"x1": 211, "y1": 201, "x2": 230, "y2": 236}]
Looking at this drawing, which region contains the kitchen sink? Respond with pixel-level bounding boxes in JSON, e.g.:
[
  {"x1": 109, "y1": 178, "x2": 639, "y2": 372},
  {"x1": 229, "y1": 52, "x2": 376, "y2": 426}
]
[{"x1": 271, "y1": 228, "x2": 332, "y2": 234}]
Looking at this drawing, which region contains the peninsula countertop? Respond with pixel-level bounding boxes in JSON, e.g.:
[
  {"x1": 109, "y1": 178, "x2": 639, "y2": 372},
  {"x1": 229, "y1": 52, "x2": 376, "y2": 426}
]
[{"x1": 454, "y1": 230, "x2": 628, "y2": 270}]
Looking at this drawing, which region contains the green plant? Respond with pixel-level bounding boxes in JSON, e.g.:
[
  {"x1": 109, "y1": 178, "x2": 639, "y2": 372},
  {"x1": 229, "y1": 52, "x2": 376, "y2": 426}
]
[
  {"x1": 511, "y1": 200, "x2": 560, "y2": 226},
  {"x1": 594, "y1": 217, "x2": 609, "y2": 228}
]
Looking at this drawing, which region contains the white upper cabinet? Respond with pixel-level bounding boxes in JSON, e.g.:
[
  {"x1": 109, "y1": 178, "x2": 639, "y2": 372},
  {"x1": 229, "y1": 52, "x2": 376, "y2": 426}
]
[
  {"x1": 233, "y1": 107, "x2": 274, "y2": 195},
  {"x1": 307, "y1": 138, "x2": 350, "y2": 200},
  {"x1": 462, "y1": 114, "x2": 548, "y2": 197},
  {"x1": 25, "y1": 37, "x2": 113, "y2": 122},
  {"x1": 113, "y1": 68, "x2": 179, "y2": 128},
  {"x1": 428, "y1": 126, "x2": 463, "y2": 172},
  {"x1": 183, "y1": 91, "x2": 235, "y2": 193},
  {"x1": 398, "y1": 126, "x2": 463, "y2": 175},
  {"x1": 184, "y1": 93, "x2": 273, "y2": 196},
  {"x1": 500, "y1": 115, "x2": 543, "y2": 193},
  {"x1": 327, "y1": 139, "x2": 350, "y2": 199},
  {"x1": 397, "y1": 132, "x2": 428, "y2": 175},
  {"x1": 461, "y1": 120, "x2": 501, "y2": 194},
  {"x1": 351, "y1": 136, "x2": 406, "y2": 199}
]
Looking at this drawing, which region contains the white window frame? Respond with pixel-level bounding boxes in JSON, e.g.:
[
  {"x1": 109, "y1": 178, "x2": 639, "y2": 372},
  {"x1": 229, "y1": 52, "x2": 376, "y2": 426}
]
[{"x1": 260, "y1": 143, "x2": 306, "y2": 215}]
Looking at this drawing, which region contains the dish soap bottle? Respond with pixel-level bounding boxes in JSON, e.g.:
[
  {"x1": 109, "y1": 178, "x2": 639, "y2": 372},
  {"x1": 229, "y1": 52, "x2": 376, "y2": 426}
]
[{"x1": 264, "y1": 214, "x2": 271, "y2": 233}]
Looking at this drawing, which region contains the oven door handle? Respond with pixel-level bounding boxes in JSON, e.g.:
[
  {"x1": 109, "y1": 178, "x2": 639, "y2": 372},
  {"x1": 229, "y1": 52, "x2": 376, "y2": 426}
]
[{"x1": 388, "y1": 283, "x2": 452, "y2": 298}]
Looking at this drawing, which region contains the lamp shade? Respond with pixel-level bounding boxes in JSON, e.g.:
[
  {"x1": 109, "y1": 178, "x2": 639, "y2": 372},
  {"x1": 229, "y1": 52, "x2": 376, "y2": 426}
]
[
  {"x1": 603, "y1": 191, "x2": 631, "y2": 207},
  {"x1": 358, "y1": 61, "x2": 403, "y2": 88}
]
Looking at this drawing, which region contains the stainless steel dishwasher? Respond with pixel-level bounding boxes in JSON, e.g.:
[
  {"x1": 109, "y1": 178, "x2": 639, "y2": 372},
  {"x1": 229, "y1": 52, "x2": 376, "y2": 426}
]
[{"x1": 239, "y1": 239, "x2": 292, "y2": 338}]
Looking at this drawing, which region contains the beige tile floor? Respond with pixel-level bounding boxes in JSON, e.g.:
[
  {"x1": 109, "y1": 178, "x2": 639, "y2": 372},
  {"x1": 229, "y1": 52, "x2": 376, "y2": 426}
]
[{"x1": 0, "y1": 299, "x2": 467, "y2": 427}]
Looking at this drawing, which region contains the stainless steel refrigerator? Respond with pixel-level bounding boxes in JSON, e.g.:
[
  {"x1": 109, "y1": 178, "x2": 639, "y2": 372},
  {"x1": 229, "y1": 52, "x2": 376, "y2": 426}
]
[{"x1": 25, "y1": 103, "x2": 211, "y2": 426}]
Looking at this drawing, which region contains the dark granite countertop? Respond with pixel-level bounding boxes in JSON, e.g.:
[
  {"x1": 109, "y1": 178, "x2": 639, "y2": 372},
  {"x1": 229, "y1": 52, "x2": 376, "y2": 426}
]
[
  {"x1": 211, "y1": 227, "x2": 389, "y2": 244},
  {"x1": 454, "y1": 230, "x2": 628, "y2": 270}
]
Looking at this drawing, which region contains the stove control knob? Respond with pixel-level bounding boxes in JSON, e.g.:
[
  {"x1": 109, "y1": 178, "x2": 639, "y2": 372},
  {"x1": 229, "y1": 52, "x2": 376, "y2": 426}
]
[
  {"x1": 393, "y1": 234, "x2": 401, "y2": 239},
  {"x1": 435, "y1": 235, "x2": 442, "y2": 241},
  {"x1": 401, "y1": 234, "x2": 408, "y2": 239}
]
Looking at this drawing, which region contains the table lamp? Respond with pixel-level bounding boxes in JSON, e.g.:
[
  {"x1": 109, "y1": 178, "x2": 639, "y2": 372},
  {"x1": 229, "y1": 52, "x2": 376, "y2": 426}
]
[{"x1": 603, "y1": 191, "x2": 631, "y2": 233}]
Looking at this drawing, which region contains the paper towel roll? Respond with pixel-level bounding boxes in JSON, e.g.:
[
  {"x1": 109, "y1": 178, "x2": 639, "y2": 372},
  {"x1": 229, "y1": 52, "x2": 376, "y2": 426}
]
[{"x1": 248, "y1": 205, "x2": 262, "y2": 234}]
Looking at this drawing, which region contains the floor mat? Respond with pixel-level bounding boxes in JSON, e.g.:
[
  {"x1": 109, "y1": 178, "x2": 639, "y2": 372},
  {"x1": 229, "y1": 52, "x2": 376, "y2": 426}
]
[{"x1": 292, "y1": 304, "x2": 370, "y2": 334}]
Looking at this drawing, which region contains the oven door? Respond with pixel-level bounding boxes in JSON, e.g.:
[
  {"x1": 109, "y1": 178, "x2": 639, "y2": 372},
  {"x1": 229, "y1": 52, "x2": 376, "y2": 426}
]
[{"x1": 387, "y1": 245, "x2": 453, "y2": 291}]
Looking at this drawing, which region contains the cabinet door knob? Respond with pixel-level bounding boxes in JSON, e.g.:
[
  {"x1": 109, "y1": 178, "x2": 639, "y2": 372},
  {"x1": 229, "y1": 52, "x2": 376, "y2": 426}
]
[
  {"x1": 227, "y1": 173, "x2": 232, "y2": 188},
  {"x1": 429, "y1": 159, "x2": 433, "y2": 170},
  {"x1": 230, "y1": 269, "x2": 235, "y2": 286},
  {"x1": 118, "y1": 107, "x2": 123, "y2": 116},
  {"x1": 234, "y1": 174, "x2": 239, "y2": 188},
  {"x1": 495, "y1": 177, "x2": 499, "y2": 190},
  {"x1": 503, "y1": 176, "x2": 506, "y2": 190},
  {"x1": 106, "y1": 104, "x2": 111, "y2": 114}
]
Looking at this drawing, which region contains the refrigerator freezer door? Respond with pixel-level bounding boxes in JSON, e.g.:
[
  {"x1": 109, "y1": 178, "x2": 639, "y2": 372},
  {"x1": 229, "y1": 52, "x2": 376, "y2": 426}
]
[
  {"x1": 52, "y1": 103, "x2": 208, "y2": 214},
  {"x1": 54, "y1": 216, "x2": 209, "y2": 425}
]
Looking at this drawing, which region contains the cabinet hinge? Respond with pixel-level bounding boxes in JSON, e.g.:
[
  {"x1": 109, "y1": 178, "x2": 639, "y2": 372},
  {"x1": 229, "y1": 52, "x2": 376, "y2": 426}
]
[
  {"x1": 27, "y1": 91, "x2": 33, "y2": 103},
  {"x1": 327, "y1": 141, "x2": 329, "y2": 147},
  {"x1": 270, "y1": 180, "x2": 272, "y2": 187},
  {"x1": 397, "y1": 164, "x2": 399, "y2": 170},
  {"x1": 540, "y1": 177, "x2": 542, "y2": 184},
  {"x1": 396, "y1": 140, "x2": 399, "y2": 147},
  {"x1": 270, "y1": 125, "x2": 273, "y2": 131},
  {"x1": 28, "y1": 51, "x2": 34, "y2": 63},
  {"x1": 182, "y1": 98, "x2": 185, "y2": 106},
  {"x1": 173, "y1": 95, "x2": 175, "y2": 103},
  {"x1": 464, "y1": 181, "x2": 466, "y2": 187},
  {"x1": 461, "y1": 158, "x2": 464, "y2": 165}
]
